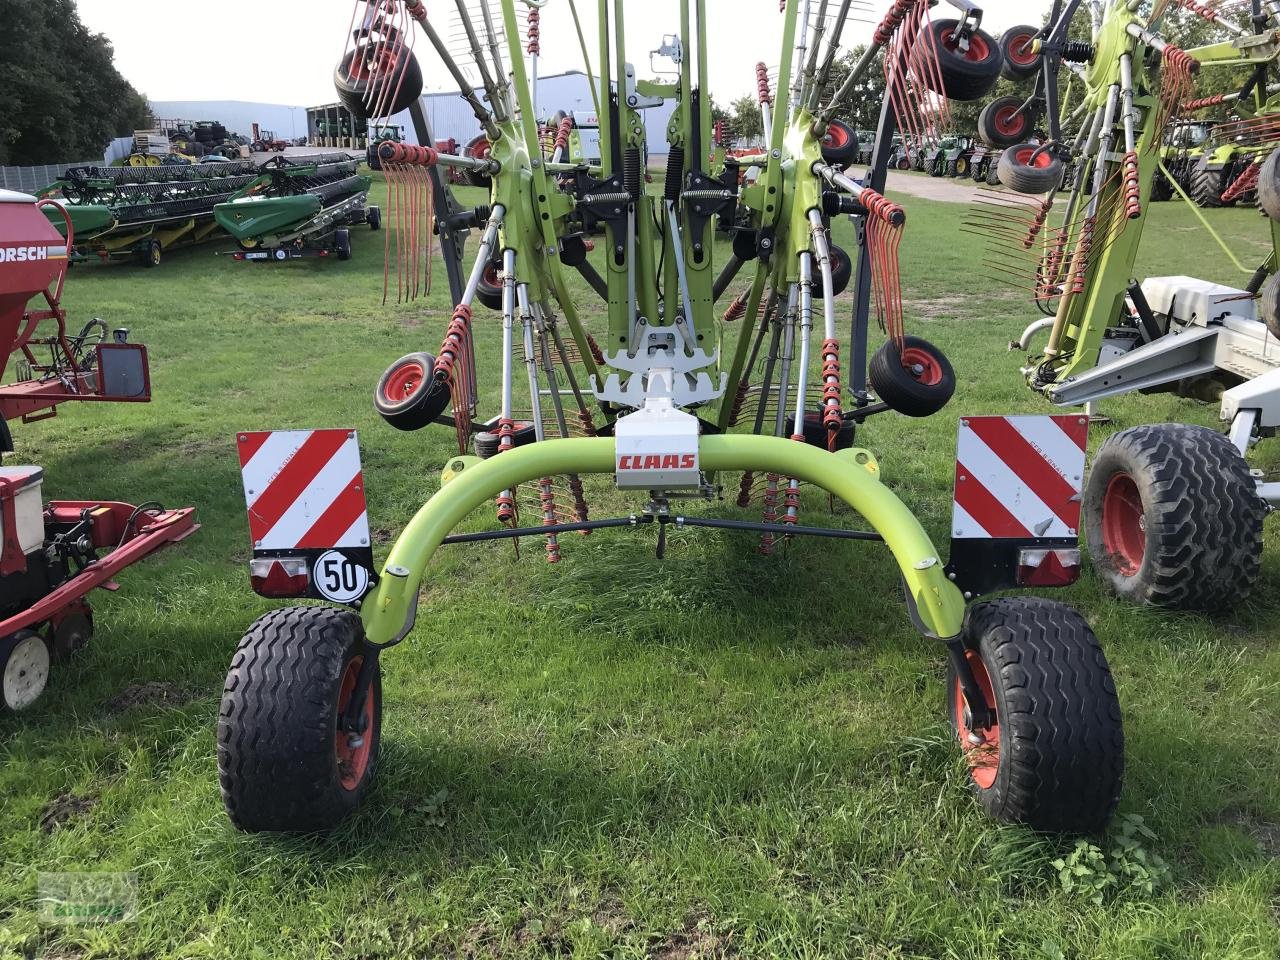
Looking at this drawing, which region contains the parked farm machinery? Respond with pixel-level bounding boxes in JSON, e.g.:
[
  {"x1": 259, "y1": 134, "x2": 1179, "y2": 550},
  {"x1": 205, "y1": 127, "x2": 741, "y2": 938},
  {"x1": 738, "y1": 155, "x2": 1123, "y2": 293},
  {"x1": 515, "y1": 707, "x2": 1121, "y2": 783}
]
[
  {"x1": 217, "y1": 0, "x2": 1126, "y2": 838},
  {"x1": 214, "y1": 155, "x2": 382, "y2": 263},
  {"x1": 38, "y1": 160, "x2": 263, "y2": 266},
  {"x1": 0, "y1": 190, "x2": 198, "y2": 711},
  {"x1": 968, "y1": 0, "x2": 1280, "y2": 611}
]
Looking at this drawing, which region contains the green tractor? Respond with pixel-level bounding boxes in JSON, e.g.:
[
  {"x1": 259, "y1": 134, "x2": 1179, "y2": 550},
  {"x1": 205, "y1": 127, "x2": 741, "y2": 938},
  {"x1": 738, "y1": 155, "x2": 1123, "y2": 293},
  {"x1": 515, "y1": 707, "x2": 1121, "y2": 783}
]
[
  {"x1": 365, "y1": 124, "x2": 404, "y2": 171},
  {"x1": 937, "y1": 135, "x2": 977, "y2": 177},
  {"x1": 1152, "y1": 120, "x2": 1212, "y2": 201}
]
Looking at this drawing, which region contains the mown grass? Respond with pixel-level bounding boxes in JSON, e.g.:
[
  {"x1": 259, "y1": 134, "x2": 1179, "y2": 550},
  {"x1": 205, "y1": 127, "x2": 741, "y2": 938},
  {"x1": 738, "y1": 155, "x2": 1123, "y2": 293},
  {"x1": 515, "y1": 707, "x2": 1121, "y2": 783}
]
[{"x1": 0, "y1": 177, "x2": 1277, "y2": 959}]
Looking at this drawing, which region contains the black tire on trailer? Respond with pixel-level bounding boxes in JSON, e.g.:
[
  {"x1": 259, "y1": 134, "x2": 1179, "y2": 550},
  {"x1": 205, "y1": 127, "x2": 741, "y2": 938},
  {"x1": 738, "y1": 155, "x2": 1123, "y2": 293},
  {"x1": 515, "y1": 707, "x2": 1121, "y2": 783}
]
[
  {"x1": 1256, "y1": 146, "x2": 1280, "y2": 220},
  {"x1": 475, "y1": 259, "x2": 504, "y2": 311},
  {"x1": 1190, "y1": 156, "x2": 1231, "y2": 207},
  {"x1": 912, "y1": 19, "x2": 1003, "y2": 102},
  {"x1": 1260, "y1": 271, "x2": 1280, "y2": 339},
  {"x1": 141, "y1": 239, "x2": 162, "y2": 268},
  {"x1": 366, "y1": 205, "x2": 382, "y2": 230},
  {"x1": 998, "y1": 24, "x2": 1042, "y2": 81},
  {"x1": 948, "y1": 597, "x2": 1123, "y2": 834},
  {"x1": 1083, "y1": 423, "x2": 1266, "y2": 610},
  {"x1": 373, "y1": 351, "x2": 451, "y2": 430},
  {"x1": 997, "y1": 142, "x2": 1063, "y2": 194},
  {"x1": 335, "y1": 228, "x2": 352, "y2": 261},
  {"x1": 218, "y1": 606, "x2": 382, "y2": 832},
  {"x1": 868, "y1": 335, "x2": 956, "y2": 417},
  {"x1": 820, "y1": 119, "x2": 860, "y2": 165},
  {"x1": 978, "y1": 96, "x2": 1034, "y2": 148}
]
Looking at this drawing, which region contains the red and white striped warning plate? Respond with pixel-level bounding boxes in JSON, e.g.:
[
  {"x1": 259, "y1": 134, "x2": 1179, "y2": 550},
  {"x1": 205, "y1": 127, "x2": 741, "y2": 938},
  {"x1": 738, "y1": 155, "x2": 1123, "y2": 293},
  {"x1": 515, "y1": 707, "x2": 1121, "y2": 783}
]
[
  {"x1": 952, "y1": 415, "x2": 1088, "y2": 540},
  {"x1": 237, "y1": 430, "x2": 370, "y2": 551}
]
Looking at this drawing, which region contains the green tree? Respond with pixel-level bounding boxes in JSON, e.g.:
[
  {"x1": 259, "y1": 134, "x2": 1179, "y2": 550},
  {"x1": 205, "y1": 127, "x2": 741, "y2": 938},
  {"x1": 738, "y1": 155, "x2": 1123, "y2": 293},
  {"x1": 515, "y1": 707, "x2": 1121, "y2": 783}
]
[
  {"x1": 729, "y1": 94, "x2": 764, "y2": 143},
  {"x1": 0, "y1": 0, "x2": 151, "y2": 165}
]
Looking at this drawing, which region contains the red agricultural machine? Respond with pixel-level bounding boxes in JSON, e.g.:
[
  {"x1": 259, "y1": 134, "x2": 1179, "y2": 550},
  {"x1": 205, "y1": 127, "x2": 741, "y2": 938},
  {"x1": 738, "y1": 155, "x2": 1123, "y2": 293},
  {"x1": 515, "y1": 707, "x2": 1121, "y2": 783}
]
[{"x1": 0, "y1": 189, "x2": 198, "y2": 711}]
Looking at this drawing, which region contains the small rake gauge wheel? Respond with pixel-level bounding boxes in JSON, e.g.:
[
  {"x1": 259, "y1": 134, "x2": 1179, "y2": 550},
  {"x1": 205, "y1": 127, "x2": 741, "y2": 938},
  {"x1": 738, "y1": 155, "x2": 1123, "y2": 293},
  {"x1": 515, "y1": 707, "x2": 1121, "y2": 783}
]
[
  {"x1": 996, "y1": 142, "x2": 1063, "y2": 195},
  {"x1": 374, "y1": 351, "x2": 452, "y2": 431},
  {"x1": 1256, "y1": 147, "x2": 1280, "y2": 220},
  {"x1": 948, "y1": 598, "x2": 1123, "y2": 833},
  {"x1": 334, "y1": 40, "x2": 424, "y2": 119},
  {"x1": 1083, "y1": 424, "x2": 1265, "y2": 610},
  {"x1": 475, "y1": 259, "x2": 505, "y2": 311},
  {"x1": 1259, "y1": 271, "x2": 1280, "y2": 339},
  {"x1": 817, "y1": 243, "x2": 852, "y2": 297},
  {"x1": 978, "y1": 96, "x2": 1033, "y2": 148},
  {"x1": 820, "y1": 119, "x2": 860, "y2": 165},
  {"x1": 868, "y1": 335, "x2": 955, "y2": 417},
  {"x1": 1, "y1": 631, "x2": 50, "y2": 711},
  {"x1": 914, "y1": 19, "x2": 1002, "y2": 102},
  {"x1": 218, "y1": 607, "x2": 382, "y2": 832},
  {"x1": 999, "y1": 24, "x2": 1042, "y2": 81}
]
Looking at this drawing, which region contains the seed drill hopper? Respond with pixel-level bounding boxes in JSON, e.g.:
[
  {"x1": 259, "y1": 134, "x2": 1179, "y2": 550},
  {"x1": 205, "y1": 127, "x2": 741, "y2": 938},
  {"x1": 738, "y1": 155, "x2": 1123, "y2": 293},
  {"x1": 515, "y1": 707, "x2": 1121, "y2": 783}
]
[
  {"x1": 216, "y1": 0, "x2": 1127, "y2": 837},
  {"x1": 968, "y1": 0, "x2": 1280, "y2": 611}
]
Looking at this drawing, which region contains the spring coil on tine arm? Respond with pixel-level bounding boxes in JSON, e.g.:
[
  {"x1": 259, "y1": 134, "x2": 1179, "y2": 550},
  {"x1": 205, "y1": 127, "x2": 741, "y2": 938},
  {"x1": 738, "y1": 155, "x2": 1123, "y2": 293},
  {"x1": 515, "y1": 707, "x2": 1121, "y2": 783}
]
[
  {"x1": 873, "y1": 0, "x2": 917, "y2": 47},
  {"x1": 820, "y1": 339, "x2": 843, "y2": 449},
  {"x1": 1182, "y1": 93, "x2": 1225, "y2": 111},
  {"x1": 435, "y1": 303, "x2": 474, "y2": 380},
  {"x1": 379, "y1": 142, "x2": 439, "y2": 166},
  {"x1": 1121, "y1": 151, "x2": 1142, "y2": 220},
  {"x1": 756, "y1": 62, "x2": 773, "y2": 105}
]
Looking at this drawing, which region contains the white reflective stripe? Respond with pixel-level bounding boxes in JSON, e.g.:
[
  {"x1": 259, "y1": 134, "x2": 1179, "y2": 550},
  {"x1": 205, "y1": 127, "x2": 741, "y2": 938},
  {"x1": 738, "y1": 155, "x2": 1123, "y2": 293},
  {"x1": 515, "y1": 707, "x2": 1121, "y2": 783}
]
[
  {"x1": 255, "y1": 436, "x2": 363, "y2": 549},
  {"x1": 1004, "y1": 415, "x2": 1087, "y2": 484},
  {"x1": 960, "y1": 429, "x2": 1071, "y2": 538},
  {"x1": 240, "y1": 431, "x2": 309, "y2": 503},
  {"x1": 336, "y1": 515, "x2": 370, "y2": 549},
  {"x1": 951, "y1": 502, "x2": 985, "y2": 539}
]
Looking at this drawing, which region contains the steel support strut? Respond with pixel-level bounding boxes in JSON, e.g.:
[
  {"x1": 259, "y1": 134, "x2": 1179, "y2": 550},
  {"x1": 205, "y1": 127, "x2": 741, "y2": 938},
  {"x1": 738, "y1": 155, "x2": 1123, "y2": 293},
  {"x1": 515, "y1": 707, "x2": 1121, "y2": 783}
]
[{"x1": 359, "y1": 436, "x2": 967, "y2": 647}]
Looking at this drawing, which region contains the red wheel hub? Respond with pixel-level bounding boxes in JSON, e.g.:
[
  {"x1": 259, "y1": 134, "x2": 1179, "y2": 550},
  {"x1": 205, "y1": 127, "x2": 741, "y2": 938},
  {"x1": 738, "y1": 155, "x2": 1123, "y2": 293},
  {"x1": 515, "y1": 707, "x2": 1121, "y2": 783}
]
[
  {"x1": 382, "y1": 359, "x2": 426, "y2": 404},
  {"x1": 336, "y1": 656, "x2": 374, "y2": 791},
  {"x1": 901, "y1": 346, "x2": 944, "y2": 386},
  {"x1": 954, "y1": 650, "x2": 1000, "y2": 790},
  {"x1": 945, "y1": 32, "x2": 991, "y2": 63},
  {"x1": 1014, "y1": 147, "x2": 1053, "y2": 169},
  {"x1": 1102, "y1": 471, "x2": 1146, "y2": 576},
  {"x1": 994, "y1": 106, "x2": 1025, "y2": 138},
  {"x1": 824, "y1": 123, "x2": 850, "y2": 148},
  {"x1": 1007, "y1": 32, "x2": 1038, "y2": 66}
]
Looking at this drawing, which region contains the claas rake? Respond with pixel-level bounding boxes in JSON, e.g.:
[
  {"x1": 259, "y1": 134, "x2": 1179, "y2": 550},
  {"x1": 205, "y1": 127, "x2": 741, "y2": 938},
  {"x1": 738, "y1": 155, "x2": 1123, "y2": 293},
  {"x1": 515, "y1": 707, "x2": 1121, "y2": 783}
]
[{"x1": 215, "y1": 0, "x2": 1127, "y2": 838}]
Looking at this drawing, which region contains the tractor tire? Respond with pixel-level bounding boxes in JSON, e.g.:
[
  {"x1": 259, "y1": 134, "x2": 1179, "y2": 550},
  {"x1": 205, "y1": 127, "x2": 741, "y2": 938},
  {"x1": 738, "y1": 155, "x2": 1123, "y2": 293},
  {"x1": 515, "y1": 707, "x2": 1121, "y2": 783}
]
[
  {"x1": 374, "y1": 351, "x2": 451, "y2": 430},
  {"x1": 953, "y1": 156, "x2": 970, "y2": 177},
  {"x1": 218, "y1": 606, "x2": 382, "y2": 832},
  {"x1": 985, "y1": 156, "x2": 1002, "y2": 186},
  {"x1": 366, "y1": 205, "x2": 382, "y2": 231},
  {"x1": 948, "y1": 598, "x2": 1123, "y2": 834},
  {"x1": 1083, "y1": 423, "x2": 1265, "y2": 611},
  {"x1": 1257, "y1": 146, "x2": 1280, "y2": 220},
  {"x1": 1190, "y1": 156, "x2": 1231, "y2": 208},
  {"x1": 1260, "y1": 271, "x2": 1280, "y2": 339},
  {"x1": 868, "y1": 335, "x2": 955, "y2": 417},
  {"x1": 1150, "y1": 170, "x2": 1174, "y2": 202},
  {"x1": 998, "y1": 24, "x2": 1042, "y2": 81},
  {"x1": 912, "y1": 19, "x2": 1002, "y2": 102},
  {"x1": 978, "y1": 96, "x2": 1034, "y2": 148},
  {"x1": 820, "y1": 119, "x2": 860, "y2": 165},
  {"x1": 997, "y1": 143, "x2": 1063, "y2": 195}
]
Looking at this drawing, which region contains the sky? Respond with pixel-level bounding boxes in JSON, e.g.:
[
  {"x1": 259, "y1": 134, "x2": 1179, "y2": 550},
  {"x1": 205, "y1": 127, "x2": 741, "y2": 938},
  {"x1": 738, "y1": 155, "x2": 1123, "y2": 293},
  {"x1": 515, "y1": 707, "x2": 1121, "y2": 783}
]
[{"x1": 77, "y1": 0, "x2": 1055, "y2": 108}]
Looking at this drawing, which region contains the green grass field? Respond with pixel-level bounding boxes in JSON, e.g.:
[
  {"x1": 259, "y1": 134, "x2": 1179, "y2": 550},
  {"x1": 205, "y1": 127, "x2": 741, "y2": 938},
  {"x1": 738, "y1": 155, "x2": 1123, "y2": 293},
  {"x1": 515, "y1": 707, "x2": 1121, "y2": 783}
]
[{"x1": 1, "y1": 179, "x2": 1278, "y2": 959}]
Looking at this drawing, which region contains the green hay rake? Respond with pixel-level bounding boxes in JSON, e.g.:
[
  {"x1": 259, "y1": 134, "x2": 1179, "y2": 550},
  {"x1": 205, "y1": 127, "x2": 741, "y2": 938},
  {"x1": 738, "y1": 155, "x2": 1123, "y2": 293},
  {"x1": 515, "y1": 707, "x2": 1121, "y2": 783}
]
[
  {"x1": 969, "y1": 0, "x2": 1280, "y2": 611},
  {"x1": 216, "y1": 0, "x2": 1127, "y2": 837}
]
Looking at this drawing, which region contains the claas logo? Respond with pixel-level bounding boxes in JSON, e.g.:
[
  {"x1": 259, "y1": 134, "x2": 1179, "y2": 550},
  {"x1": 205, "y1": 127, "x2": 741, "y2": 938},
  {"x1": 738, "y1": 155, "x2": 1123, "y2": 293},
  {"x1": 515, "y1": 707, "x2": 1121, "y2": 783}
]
[{"x1": 617, "y1": 454, "x2": 697, "y2": 470}]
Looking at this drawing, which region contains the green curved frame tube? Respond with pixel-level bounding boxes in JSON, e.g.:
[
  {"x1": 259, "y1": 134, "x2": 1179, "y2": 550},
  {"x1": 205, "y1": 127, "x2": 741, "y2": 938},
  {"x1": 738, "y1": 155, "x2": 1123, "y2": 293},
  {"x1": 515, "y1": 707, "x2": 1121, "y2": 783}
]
[{"x1": 360, "y1": 435, "x2": 967, "y2": 646}]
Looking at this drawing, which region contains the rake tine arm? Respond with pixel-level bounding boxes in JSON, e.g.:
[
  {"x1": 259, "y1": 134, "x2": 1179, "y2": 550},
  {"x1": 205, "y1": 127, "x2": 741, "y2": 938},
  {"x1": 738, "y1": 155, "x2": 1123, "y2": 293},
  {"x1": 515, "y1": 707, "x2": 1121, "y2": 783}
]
[
  {"x1": 450, "y1": 0, "x2": 509, "y2": 122},
  {"x1": 406, "y1": 1, "x2": 501, "y2": 139}
]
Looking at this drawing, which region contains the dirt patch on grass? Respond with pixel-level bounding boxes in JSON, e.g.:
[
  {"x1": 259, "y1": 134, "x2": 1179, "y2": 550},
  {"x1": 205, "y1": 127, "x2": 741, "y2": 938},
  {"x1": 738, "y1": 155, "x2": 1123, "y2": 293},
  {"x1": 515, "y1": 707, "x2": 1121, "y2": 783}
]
[
  {"x1": 592, "y1": 895, "x2": 634, "y2": 936},
  {"x1": 652, "y1": 914, "x2": 734, "y2": 959},
  {"x1": 40, "y1": 793, "x2": 96, "y2": 833},
  {"x1": 1216, "y1": 808, "x2": 1280, "y2": 858},
  {"x1": 107, "y1": 681, "x2": 191, "y2": 714}
]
